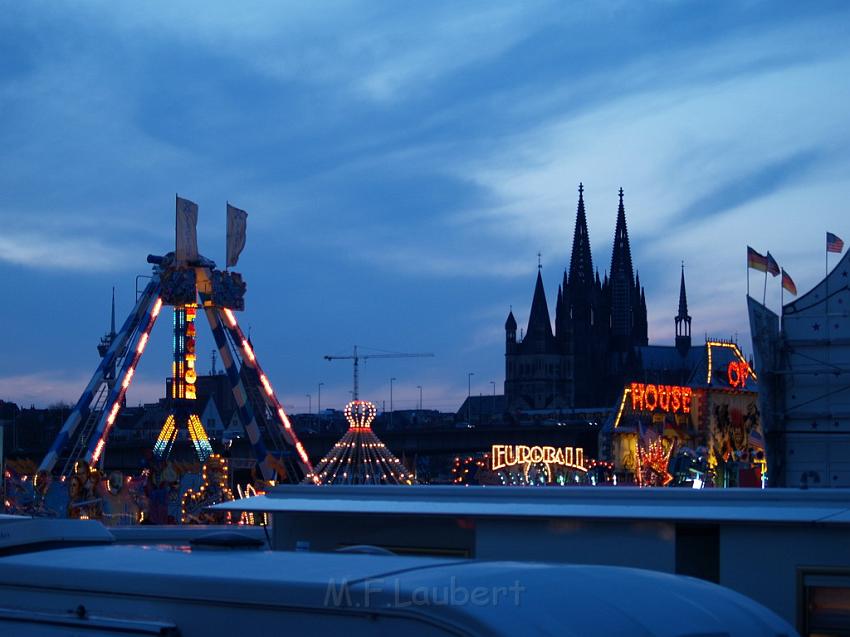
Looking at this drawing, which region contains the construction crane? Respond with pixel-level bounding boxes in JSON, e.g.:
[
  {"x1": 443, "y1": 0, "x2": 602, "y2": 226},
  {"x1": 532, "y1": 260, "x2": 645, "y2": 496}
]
[{"x1": 324, "y1": 346, "x2": 434, "y2": 400}]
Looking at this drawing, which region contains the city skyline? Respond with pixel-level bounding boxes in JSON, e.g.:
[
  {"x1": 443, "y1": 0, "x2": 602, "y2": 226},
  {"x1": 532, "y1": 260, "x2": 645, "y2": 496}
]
[{"x1": 2, "y1": 2, "x2": 850, "y2": 411}]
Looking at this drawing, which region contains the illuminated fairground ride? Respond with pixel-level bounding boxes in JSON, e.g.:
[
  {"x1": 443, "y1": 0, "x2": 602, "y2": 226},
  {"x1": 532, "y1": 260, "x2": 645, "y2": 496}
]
[
  {"x1": 304, "y1": 400, "x2": 415, "y2": 485},
  {"x1": 38, "y1": 200, "x2": 316, "y2": 485}
]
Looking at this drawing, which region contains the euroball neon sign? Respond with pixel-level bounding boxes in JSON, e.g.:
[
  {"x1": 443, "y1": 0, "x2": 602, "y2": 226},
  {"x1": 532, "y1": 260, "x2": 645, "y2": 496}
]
[
  {"x1": 630, "y1": 383, "x2": 692, "y2": 414},
  {"x1": 491, "y1": 445, "x2": 586, "y2": 480}
]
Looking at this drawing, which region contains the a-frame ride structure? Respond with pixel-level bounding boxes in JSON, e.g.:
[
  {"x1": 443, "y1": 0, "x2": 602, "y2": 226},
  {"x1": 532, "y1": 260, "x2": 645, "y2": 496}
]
[{"x1": 39, "y1": 202, "x2": 316, "y2": 484}]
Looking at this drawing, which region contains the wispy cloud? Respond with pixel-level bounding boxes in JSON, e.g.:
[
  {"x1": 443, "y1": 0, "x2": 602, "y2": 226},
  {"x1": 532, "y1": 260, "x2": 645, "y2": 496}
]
[
  {"x1": 3, "y1": 2, "x2": 850, "y2": 409},
  {"x1": 0, "y1": 371, "x2": 165, "y2": 408},
  {"x1": 0, "y1": 233, "x2": 127, "y2": 271}
]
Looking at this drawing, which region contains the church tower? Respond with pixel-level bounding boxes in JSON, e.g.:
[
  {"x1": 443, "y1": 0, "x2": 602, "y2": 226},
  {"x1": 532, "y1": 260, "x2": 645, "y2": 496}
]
[
  {"x1": 675, "y1": 263, "x2": 692, "y2": 355},
  {"x1": 505, "y1": 262, "x2": 571, "y2": 411},
  {"x1": 609, "y1": 188, "x2": 635, "y2": 351},
  {"x1": 562, "y1": 183, "x2": 599, "y2": 406}
]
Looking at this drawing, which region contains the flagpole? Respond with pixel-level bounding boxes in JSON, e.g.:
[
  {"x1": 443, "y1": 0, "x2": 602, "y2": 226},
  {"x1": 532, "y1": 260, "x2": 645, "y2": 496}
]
[
  {"x1": 762, "y1": 269, "x2": 768, "y2": 305},
  {"x1": 826, "y1": 238, "x2": 830, "y2": 336},
  {"x1": 746, "y1": 252, "x2": 750, "y2": 298}
]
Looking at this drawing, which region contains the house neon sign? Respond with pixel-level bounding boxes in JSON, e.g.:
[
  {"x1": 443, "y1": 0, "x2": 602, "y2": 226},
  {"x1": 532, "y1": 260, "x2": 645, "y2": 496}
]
[{"x1": 630, "y1": 383, "x2": 692, "y2": 414}]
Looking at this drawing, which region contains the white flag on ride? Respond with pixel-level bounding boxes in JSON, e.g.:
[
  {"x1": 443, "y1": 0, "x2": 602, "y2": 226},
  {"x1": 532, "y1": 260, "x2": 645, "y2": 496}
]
[
  {"x1": 176, "y1": 195, "x2": 199, "y2": 262},
  {"x1": 226, "y1": 203, "x2": 248, "y2": 267}
]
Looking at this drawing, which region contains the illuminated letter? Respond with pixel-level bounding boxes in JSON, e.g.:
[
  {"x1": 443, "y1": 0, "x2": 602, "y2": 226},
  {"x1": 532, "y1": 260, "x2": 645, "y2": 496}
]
[
  {"x1": 517, "y1": 446, "x2": 529, "y2": 464},
  {"x1": 530, "y1": 446, "x2": 543, "y2": 463},
  {"x1": 506, "y1": 445, "x2": 517, "y2": 466},
  {"x1": 576, "y1": 448, "x2": 584, "y2": 468},
  {"x1": 728, "y1": 362, "x2": 740, "y2": 388},
  {"x1": 671, "y1": 386, "x2": 681, "y2": 412},
  {"x1": 631, "y1": 383, "x2": 645, "y2": 411},
  {"x1": 682, "y1": 387, "x2": 692, "y2": 413},
  {"x1": 644, "y1": 384, "x2": 658, "y2": 411},
  {"x1": 555, "y1": 447, "x2": 565, "y2": 465},
  {"x1": 658, "y1": 385, "x2": 670, "y2": 411},
  {"x1": 565, "y1": 447, "x2": 574, "y2": 466},
  {"x1": 491, "y1": 445, "x2": 503, "y2": 470},
  {"x1": 543, "y1": 446, "x2": 555, "y2": 464}
]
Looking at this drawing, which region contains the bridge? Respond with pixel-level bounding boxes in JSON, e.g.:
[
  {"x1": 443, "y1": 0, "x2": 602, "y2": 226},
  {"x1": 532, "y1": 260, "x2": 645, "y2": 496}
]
[{"x1": 94, "y1": 424, "x2": 600, "y2": 474}]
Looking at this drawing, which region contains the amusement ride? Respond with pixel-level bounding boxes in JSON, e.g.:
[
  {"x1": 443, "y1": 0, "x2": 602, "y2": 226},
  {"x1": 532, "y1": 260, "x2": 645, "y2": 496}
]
[{"x1": 37, "y1": 197, "x2": 316, "y2": 486}]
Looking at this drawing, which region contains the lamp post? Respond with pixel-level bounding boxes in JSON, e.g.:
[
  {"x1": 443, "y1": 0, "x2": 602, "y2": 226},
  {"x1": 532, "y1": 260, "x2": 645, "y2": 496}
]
[
  {"x1": 467, "y1": 372, "x2": 474, "y2": 426},
  {"x1": 390, "y1": 377, "x2": 396, "y2": 429},
  {"x1": 417, "y1": 385, "x2": 423, "y2": 410},
  {"x1": 318, "y1": 382, "x2": 324, "y2": 415}
]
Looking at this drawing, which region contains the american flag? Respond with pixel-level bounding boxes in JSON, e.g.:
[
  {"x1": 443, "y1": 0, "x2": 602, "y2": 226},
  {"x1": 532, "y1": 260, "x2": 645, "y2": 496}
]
[{"x1": 827, "y1": 232, "x2": 844, "y2": 254}]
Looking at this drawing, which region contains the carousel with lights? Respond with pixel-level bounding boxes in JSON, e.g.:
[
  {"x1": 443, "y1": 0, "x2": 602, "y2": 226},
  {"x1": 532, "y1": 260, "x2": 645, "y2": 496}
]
[{"x1": 304, "y1": 400, "x2": 415, "y2": 485}]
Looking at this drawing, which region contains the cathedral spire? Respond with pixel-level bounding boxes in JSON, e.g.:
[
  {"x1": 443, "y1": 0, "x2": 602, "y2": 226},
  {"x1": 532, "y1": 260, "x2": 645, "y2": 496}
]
[
  {"x1": 609, "y1": 188, "x2": 635, "y2": 348},
  {"x1": 527, "y1": 266, "x2": 553, "y2": 340},
  {"x1": 677, "y1": 262, "x2": 689, "y2": 319},
  {"x1": 568, "y1": 183, "x2": 594, "y2": 292},
  {"x1": 675, "y1": 262, "x2": 692, "y2": 355},
  {"x1": 610, "y1": 187, "x2": 634, "y2": 285}
]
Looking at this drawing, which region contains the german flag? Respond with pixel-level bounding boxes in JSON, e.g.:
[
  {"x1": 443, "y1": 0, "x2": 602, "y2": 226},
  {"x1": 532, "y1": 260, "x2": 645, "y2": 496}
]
[
  {"x1": 747, "y1": 246, "x2": 768, "y2": 272},
  {"x1": 781, "y1": 268, "x2": 797, "y2": 296},
  {"x1": 766, "y1": 252, "x2": 780, "y2": 277}
]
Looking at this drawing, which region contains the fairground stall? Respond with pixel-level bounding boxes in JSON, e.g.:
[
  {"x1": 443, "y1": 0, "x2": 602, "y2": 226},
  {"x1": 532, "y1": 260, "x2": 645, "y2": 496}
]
[{"x1": 602, "y1": 339, "x2": 766, "y2": 487}]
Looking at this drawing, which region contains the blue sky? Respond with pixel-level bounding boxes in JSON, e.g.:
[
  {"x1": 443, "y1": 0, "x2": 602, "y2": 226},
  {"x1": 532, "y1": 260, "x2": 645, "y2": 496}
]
[{"x1": 1, "y1": 1, "x2": 849, "y2": 412}]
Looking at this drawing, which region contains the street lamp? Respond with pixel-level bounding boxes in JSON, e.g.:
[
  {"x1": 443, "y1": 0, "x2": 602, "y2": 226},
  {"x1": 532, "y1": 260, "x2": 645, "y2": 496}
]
[
  {"x1": 417, "y1": 385, "x2": 423, "y2": 410},
  {"x1": 390, "y1": 377, "x2": 397, "y2": 429},
  {"x1": 467, "y1": 372, "x2": 474, "y2": 426},
  {"x1": 318, "y1": 382, "x2": 324, "y2": 415}
]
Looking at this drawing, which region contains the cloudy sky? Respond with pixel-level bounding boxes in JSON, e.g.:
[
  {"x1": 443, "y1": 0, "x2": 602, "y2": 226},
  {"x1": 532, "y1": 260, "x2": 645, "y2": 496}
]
[{"x1": 2, "y1": 1, "x2": 849, "y2": 412}]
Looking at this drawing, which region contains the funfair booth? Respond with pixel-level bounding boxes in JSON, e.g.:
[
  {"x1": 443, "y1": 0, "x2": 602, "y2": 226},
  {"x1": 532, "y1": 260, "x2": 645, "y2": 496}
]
[{"x1": 604, "y1": 340, "x2": 766, "y2": 487}]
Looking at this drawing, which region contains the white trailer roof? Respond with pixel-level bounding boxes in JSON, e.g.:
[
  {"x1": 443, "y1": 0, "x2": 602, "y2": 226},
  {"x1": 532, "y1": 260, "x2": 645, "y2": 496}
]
[
  {"x1": 215, "y1": 484, "x2": 850, "y2": 525},
  {"x1": 0, "y1": 541, "x2": 794, "y2": 637}
]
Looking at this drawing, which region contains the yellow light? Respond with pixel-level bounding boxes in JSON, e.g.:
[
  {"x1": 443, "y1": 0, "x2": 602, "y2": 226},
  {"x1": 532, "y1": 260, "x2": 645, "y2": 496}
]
[
  {"x1": 613, "y1": 387, "x2": 631, "y2": 429},
  {"x1": 136, "y1": 333, "x2": 149, "y2": 354},
  {"x1": 260, "y1": 374, "x2": 273, "y2": 396},
  {"x1": 242, "y1": 339, "x2": 255, "y2": 362},
  {"x1": 277, "y1": 407, "x2": 291, "y2": 429},
  {"x1": 152, "y1": 298, "x2": 163, "y2": 318},
  {"x1": 122, "y1": 367, "x2": 135, "y2": 389},
  {"x1": 224, "y1": 308, "x2": 237, "y2": 327},
  {"x1": 106, "y1": 401, "x2": 121, "y2": 425},
  {"x1": 296, "y1": 442, "x2": 309, "y2": 464}
]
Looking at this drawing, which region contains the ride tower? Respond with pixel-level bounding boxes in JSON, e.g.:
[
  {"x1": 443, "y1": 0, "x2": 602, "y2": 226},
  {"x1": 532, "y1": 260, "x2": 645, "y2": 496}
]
[
  {"x1": 152, "y1": 302, "x2": 212, "y2": 461},
  {"x1": 38, "y1": 197, "x2": 316, "y2": 483}
]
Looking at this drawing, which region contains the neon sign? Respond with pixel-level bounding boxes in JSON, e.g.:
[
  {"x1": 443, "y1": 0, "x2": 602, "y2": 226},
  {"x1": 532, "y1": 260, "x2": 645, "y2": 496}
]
[
  {"x1": 491, "y1": 445, "x2": 586, "y2": 480},
  {"x1": 727, "y1": 361, "x2": 750, "y2": 389},
  {"x1": 630, "y1": 383, "x2": 692, "y2": 414}
]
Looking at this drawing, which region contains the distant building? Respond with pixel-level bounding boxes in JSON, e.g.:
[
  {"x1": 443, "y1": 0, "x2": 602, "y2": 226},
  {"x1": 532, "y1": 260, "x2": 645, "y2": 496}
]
[{"x1": 505, "y1": 185, "x2": 649, "y2": 411}]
